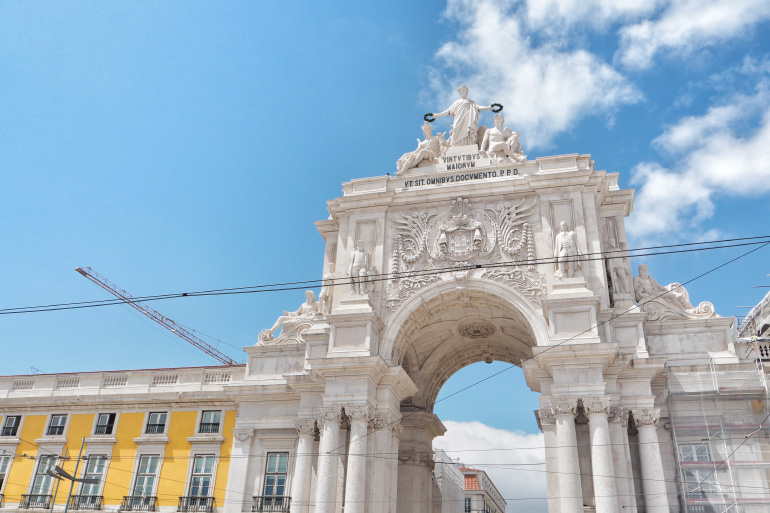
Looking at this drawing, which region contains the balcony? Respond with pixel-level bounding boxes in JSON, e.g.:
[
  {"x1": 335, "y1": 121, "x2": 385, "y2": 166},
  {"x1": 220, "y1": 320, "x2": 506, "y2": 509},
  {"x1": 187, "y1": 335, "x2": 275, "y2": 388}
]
[
  {"x1": 178, "y1": 496, "x2": 214, "y2": 512},
  {"x1": 252, "y1": 496, "x2": 290, "y2": 512},
  {"x1": 145, "y1": 424, "x2": 165, "y2": 434},
  {"x1": 122, "y1": 496, "x2": 158, "y2": 511},
  {"x1": 20, "y1": 494, "x2": 53, "y2": 509},
  {"x1": 69, "y1": 495, "x2": 103, "y2": 510},
  {"x1": 198, "y1": 423, "x2": 220, "y2": 434}
]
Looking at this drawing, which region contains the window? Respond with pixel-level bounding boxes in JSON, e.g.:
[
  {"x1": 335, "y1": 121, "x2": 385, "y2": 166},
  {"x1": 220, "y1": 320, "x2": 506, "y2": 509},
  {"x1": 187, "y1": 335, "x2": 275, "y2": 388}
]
[
  {"x1": 261, "y1": 453, "x2": 288, "y2": 506},
  {"x1": 199, "y1": 411, "x2": 221, "y2": 434},
  {"x1": 31, "y1": 455, "x2": 57, "y2": 495},
  {"x1": 464, "y1": 497, "x2": 471, "y2": 513},
  {"x1": 680, "y1": 444, "x2": 718, "y2": 497},
  {"x1": 0, "y1": 455, "x2": 10, "y2": 491},
  {"x1": 2, "y1": 416, "x2": 20, "y2": 436},
  {"x1": 189, "y1": 455, "x2": 214, "y2": 497},
  {"x1": 145, "y1": 413, "x2": 166, "y2": 434},
  {"x1": 95, "y1": 414, "x2": 116, "y2": 435},
  {"x1": 47, "y1": 415, "x2": 66, "y2": 436},
  {"x1": 80, "y1": 455, "x2": 107, "y2": 496},
  {"x1": 133, "y1": 455, "x2": 159, "y2": 496}
]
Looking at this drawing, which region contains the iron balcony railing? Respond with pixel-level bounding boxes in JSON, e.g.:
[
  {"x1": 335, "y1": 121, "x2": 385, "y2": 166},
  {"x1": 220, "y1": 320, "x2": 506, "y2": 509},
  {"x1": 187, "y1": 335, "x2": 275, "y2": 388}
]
[
  {"x1": 252, "y1": 496, "x2": 290, "y2": 512},
  {"x1": 20, "y1": 494, "x2": 53, "y2": 509},
  {"x1": 198, "y1": 423, "x2": 220, "y2": 434},
  {"x1": 144, "y1": 424, "x2": 165, "y2": 434},
  {"x1": 69, "y1": 495, "x2": 103, "y2": 510},
  {"x1": 46, "y1": 425, "x2": 65, "y2": 436},
  {"x1": 94, "y1": 424, "x2": 113, "y2": 435},
  {"x1": 178, "y1": 496, "x2": 214, "y2": 512},
  {"x1": 121, "y1": 496, "x2": 158, "y2": 511},
  {"x1": 1, "y1": 426, "x2": 18, "y2": 436}
]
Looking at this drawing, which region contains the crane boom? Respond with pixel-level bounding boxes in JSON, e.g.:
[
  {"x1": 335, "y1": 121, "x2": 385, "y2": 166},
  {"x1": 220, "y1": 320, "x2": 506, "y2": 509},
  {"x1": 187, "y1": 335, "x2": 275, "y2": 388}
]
[{"x1": 75, "y1": 267, "x2": 236, "y2": 365}]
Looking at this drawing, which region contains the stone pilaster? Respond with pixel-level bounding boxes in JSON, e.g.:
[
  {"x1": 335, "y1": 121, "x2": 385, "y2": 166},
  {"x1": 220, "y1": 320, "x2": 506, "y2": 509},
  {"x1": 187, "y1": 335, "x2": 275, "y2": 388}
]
[
  {"x1": 607, "y1": 408, "x2": 631, "y2": 513},
  {"x1": 224, "y1": 428, "x2": 254, "y2": 513},
  {"x1": 315, "y1": 407, "x2": 343, "y2": 513},
  {"x1": 536, "y1": 408, "x2": 560, "y2": 513},
  {"x1": 344, "y1": 406, "x2": 373, "y2": 513},
  {"x1": 290, "y1": 420, "x2": 316, "y2": 513}
]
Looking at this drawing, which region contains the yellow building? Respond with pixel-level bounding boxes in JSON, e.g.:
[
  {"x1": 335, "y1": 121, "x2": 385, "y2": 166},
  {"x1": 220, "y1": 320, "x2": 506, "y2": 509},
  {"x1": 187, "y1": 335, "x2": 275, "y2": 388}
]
[{"x1": 0, "y1": 367, "x2": 240, "y2": 513}]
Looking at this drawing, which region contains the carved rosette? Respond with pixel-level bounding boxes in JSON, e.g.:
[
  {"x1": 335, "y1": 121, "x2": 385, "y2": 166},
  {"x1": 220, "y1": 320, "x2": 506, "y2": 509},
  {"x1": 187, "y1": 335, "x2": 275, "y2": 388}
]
[
  {"x1": 550, "y1": 397, "x2": 578, "y2": 417},
  {"x1": 632, "y1": 409, "x2": 660, "y2": 427},
  {"x1": 233, "y1": 428, "x2": 255, "y2": 443},
  {"x1": 294, "y1": 419, "x2": 317, "y2": 436},
  {"x1": 608, "y1": 407, "x2": 627, "y2": 425},
  {"x1": 535, "y1": 409, "x2": 556, "y2": 431},
  {"x1": 385, "y1": 196, "x2": 543, "y2": 310},
  {"x1": 583, "y1": 397, "x2": 611, "y2": 416}
]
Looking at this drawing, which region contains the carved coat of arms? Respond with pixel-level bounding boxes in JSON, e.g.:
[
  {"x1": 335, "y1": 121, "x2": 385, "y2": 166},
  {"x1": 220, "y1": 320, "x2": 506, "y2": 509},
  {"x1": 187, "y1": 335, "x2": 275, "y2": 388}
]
[{"x1": 385, "y1": 197, "x2": 545, "y2": 310}]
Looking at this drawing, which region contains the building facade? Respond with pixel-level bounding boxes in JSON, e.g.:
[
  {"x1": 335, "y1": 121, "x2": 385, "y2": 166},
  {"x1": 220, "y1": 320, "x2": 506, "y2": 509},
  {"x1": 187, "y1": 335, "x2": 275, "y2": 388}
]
[{"x1": 2, "y1": 99, "x2": 769, "y2": 513}]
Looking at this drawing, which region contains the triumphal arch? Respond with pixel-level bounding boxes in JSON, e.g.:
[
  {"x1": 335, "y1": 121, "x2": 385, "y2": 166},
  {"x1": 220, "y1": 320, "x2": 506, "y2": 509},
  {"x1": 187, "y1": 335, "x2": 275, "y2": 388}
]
[{"x1": 232, "y1": 86, "x2": 736, "y2": 513}]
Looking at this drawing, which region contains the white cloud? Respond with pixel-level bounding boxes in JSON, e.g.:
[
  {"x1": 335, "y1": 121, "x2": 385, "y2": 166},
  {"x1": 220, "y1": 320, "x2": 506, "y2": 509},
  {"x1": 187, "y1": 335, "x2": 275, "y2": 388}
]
[
  {"x1": 431, "y1": 0, "x2": 641, "y2": 149},
  {"x1": 628, "y1": 85, "x2": 770, "y2": 239},
  {"x1": 525, "y1": 0, "x2": 664, "y2": 30},
  {"x1": 433, "y1": 420, "x2": 547, "y2": 513},
  {"x1": 617, "y1": 0, "x2": 770, "y2": 70}
]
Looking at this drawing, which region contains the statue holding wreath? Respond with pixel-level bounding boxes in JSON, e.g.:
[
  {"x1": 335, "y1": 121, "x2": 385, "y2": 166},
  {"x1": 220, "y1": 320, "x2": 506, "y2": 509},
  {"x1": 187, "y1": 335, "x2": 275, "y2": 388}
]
[{"x1": 425, "y1": 84, "x2": 501, "y2": 147}]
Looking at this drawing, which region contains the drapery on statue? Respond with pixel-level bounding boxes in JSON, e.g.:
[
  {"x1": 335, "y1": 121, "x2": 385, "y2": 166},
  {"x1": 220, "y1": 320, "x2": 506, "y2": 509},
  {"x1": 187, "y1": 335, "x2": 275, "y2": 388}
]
[
  {"x1": 258, "y1": 290, "x2": 320, "y2": 343},
  {"x1": 480, "y1": 114, "x2": 526, "y2": 163},
  {"x1": 396, "y1": 122, "x2": 447, "y2": 175},
  {"x1": 430, "y1": 84, "x2": 494, "y2": 147},
  {"x1": 633, "y1": 264, "x2": 717, "y2": 320},
  {"x1": 318, "y1": 263, "x2": 335, "y2": 315},
  {"x1": 348, "y1": 240, "x2": 374, "y2": 295},
  {"x1": 554, "y1": 221, "x2": 581, "y2": 278}
]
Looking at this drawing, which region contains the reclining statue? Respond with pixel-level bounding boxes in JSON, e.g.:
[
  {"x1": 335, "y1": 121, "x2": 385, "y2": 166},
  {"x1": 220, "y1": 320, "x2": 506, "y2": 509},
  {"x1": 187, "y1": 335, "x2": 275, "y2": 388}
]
[
  {"x1": 633, "y1": 264, "x2": 717, "y2": 321},
  {"x1": 258, "y1": 290, "x2": 321, "y2": 344}
]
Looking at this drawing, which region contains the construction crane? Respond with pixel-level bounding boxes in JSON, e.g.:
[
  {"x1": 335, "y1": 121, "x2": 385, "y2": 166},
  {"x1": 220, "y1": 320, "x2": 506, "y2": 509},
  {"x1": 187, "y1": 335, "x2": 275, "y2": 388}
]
[{"x1": 75, "y1": 267, "x2": 236, "y2": 365}]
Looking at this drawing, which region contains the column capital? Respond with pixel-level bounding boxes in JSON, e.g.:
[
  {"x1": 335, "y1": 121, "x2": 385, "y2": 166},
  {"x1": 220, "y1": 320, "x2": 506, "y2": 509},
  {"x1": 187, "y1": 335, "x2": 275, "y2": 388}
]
[
  {"x1": 550, "y1": 397, "x2": 578, "y2": 417},
  {"x1": 346, "y1": 405, "x2": 374, "y2": 422},
  {"x1": 536, "y1": 408, "x2": 556, "y2": 430},
  {"x1": 233, "y1": 428, "x2": 254, "y2": 443},
  {"x1": 318, "y1": 406, "x2": 344, "y2": 425},
  {"x1": 391, "y1": 423, "x2": 403, "y2": 439},
  {"x1": 632, "y1": 408, "x2": 660, "y2": 426},
  {"x1": 583, "y1": 396, "x2": 611, "y2": 416},
  {"x1": 608, "y1": 407, "x2": 627, "y2": 425},
  {"x1": 294, "y1": 419, "x2": 317, "y2": 436}
]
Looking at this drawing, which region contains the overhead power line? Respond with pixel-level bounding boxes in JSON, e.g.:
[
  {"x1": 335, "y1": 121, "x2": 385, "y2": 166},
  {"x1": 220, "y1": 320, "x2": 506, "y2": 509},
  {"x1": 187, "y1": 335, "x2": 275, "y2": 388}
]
[{"x1": 2, "y1": 235, "x2": 769, "y2": 315}]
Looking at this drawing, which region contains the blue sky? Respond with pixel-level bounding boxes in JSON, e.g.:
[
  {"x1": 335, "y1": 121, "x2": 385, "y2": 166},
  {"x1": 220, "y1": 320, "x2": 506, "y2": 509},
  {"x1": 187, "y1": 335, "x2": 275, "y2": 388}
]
[{"x1": 2, "y1": 2, "x2": 770, "y2": 507}]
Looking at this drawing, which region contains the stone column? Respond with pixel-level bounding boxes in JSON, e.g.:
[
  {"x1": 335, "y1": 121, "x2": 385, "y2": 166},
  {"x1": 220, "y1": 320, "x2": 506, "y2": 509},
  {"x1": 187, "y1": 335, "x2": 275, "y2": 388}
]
[
  {"x1": 551, "y1": 398, "x2": 582, "y2": 513},
  {"x1": 621, "y1": 417, "x2": 638, "y2": 512},
  {"x1": 389, "y1": 423, "x2": 402, "y2": 513},
  {"x1": 315, "y1": 407, "x2": 343, "y2": 513},
  {"x1": 608, "y1": 408, "x2": 631, "y2": 513},
  {"x1": 536, "y1": 409, "x2": 561, "y2": 513},
  {"x1": 632, "y1": 409, "x2": 669, "y2": 513},
  {"x1": 344, "y1": 406, "x2": 372, "y2": 513},
  {"x1": 290, "y1": 420, "x2": 316, "y2": 513},
  {"x1": 224, "y1": 428, "x2": 254, "y2": 513},
  {"x1": 584, "y1": 397, "x2": 618, "y2": 513},
  {"x1": 370, "y1": 413, "x2": 396, "y2": 513}
]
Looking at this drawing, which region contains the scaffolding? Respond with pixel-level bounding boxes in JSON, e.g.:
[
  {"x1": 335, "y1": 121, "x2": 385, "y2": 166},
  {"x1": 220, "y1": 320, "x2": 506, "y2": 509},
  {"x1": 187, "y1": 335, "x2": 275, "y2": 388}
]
[{"x1": 667, "y1": 355, "x2": 770, "y2": 513}]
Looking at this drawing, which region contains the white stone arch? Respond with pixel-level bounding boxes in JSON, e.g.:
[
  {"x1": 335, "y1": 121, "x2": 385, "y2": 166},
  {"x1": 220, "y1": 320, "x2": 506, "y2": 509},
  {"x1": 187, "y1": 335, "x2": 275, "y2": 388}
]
[{"x1": 379, "y1": 277, "x2": 551, "y2": 366}]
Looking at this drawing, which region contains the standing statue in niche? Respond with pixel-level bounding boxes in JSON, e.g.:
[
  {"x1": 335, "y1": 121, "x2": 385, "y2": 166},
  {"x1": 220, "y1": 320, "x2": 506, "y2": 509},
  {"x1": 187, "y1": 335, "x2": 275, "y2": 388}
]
[
  {"x1": 318, "y1": 263, "x2": 336, "y2": 316},
  {"x1": 259, "y1": 290, "x2": 320, "y2": 343},
  {"x1": 608, "y1": 256, "x2": 631, "y2": 294},
  {"x1": 633, "y1": 264, "x2": 717, "y2": 320},
  {"x1": 554, "y1": 221, "x2": 581, "y2": 278},
  {"x1": 480, "y1": 114, "x2": 527, "y2": 163},
  {"x1": 429, "y1": 84, "x2": 495, "y2": 147},
  {"x1": 396, "y1": 122, "x2": 447, "y2": 175},
  {"x1": 348, "y1": 240, "x2": 373, "y2": 295}
]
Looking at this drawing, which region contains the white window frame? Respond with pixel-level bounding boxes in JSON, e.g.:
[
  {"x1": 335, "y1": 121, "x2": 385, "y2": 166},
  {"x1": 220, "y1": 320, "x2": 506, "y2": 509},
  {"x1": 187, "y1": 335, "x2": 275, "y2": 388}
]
[
  {"x1": 131, "y1": 454, "x2": 161, "y2": 497},
  {"x1": 196, "y1": 410, "x2": 222, "y2": 435},
  {"x1": 260, "y1": 452, "x2": 289, "y2": 501},
  {"x1": 142, "y1": 411, "x2": 169, "y2": 435},
  {"x1": 91, "y1": 413, "x2": 119, "y2": 436},
  {"x1": 1, "y1": 415, "x2": 23, "y2": 437},
  {"x1": 186, "y1": 454, "x2": 217, "y2": 498},
  {"x1": 45, "y1": 414, "x2": 68, "y2": 437},
  {"x1": 78, "y1": 454, "x2": 109, "y2": 497},
  {"x1": 28, "y1": 454, "x2": 59, "y2": 496},
  {"x1": 0, "y1": 453, "x2": 13, "y2": 494}
]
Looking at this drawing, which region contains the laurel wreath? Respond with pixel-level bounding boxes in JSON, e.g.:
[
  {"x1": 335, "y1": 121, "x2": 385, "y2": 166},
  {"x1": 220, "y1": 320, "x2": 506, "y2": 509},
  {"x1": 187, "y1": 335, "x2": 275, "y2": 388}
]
[
  {"x1": 491, "y1": 103, "x2": 503, "y2": 113},
  {"x1": 424, "y1": 113, "x2": 436, "y2": 122}
]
